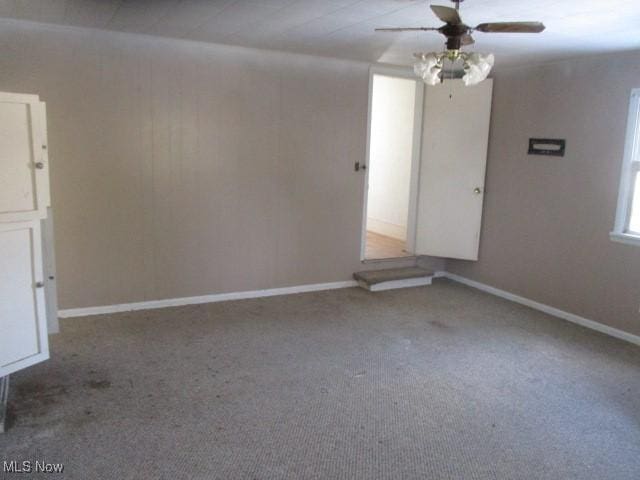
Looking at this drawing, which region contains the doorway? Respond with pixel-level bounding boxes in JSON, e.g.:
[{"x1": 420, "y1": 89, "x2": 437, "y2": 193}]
[{"x1": 363, "y1": 72, "x2": 422, "y2": 260}]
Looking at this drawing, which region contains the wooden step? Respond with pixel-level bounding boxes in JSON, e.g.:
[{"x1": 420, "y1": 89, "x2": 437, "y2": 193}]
[{"x1": 353, "y1": 267, "x2": 433, "y2": 292}]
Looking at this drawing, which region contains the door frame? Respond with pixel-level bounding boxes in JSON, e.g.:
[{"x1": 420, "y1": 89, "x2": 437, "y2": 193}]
[{"x1": 360, "y1": 65, "x2": 425, "y2": 261}]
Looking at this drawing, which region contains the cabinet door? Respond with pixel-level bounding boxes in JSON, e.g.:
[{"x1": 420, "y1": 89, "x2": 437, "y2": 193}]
[
  {"x1": 0, "y1": 221, "x2": 49, "y2": 377},
  {"x1": 0, "y1": 93, "x2": 50, "y2": 223},
  {"x1": 414, "y1": 79, "x2": 493, "y2": 261}
]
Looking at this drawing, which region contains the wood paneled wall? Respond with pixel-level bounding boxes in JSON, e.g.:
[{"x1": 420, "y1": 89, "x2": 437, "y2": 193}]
[{"x1": 0, "y1": 20, "x2": 376, "y2": 309}]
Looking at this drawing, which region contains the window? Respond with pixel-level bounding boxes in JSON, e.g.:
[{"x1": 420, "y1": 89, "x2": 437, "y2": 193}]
[{"x1": 611, "y1": 89, "x2": 640, "y2": 246}]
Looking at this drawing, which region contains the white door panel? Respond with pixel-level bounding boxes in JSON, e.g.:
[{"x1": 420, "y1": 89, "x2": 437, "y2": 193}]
[
  {"x1": 0, "y1": 221, "x2": 49, "y2": 377},
  {"x1": 415, "y1": 79, "x2": 493, "y2": 261},
  {"x1": 0, "y1": 93, "x2": 49, "y2": 223}
]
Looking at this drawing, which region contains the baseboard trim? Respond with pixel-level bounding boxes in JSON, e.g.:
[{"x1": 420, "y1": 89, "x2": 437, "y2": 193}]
[
  {"x1": 58, "y1": 280, "x2": 358, "y2": 318},
  {"x1": 443, "y1": 272, "x2": 640, "y2": 347},
  {"x1": 58, "y1": 271, "x2": 640, "y2": 347}
]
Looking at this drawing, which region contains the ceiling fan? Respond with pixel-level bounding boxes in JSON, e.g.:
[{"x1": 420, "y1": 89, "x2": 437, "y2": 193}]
[{"x1": 375, "y1": 0, "x2": 546, "y2": 85}]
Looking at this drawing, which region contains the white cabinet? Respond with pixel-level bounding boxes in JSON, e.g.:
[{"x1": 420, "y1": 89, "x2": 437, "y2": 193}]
[
  {"x1": 0, "y1": 92, "x2": 52, "y2": 380},
  {"x1": 0, "y1": 221, "x2": 49, "y2": 377},
  {"x1": 0, "y1": 93, "x2": 50, "y2": 223}
]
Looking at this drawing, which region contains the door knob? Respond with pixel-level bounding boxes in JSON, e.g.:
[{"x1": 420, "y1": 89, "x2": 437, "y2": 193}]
[
  {"x1": 474, "y1": 187, "x2": 483, "y2": 194},
  {"x1": 35, "y1": 162, "x2": 44, "y2": 169},
  {"x1": 35, "y1": 281, "x2": 44, "y2": 288}
]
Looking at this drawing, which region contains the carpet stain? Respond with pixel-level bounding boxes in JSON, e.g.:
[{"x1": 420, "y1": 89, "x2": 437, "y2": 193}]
[
  {"x1": 14, "y1": 380, "x2": 68, "y2": 399},
  {"x1": 7, "y1": 381, "x2": 69, "y2": 425},
  {"x1": 429, "y1": 320, "x2": 452, "y2": 329},
  {"x1": 84, "y1": 380, "x2": 111, "y2": 390}
]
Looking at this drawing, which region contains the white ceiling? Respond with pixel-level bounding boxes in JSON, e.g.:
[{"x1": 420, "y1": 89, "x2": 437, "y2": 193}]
[{"x1": 1, "y1": 0, "x2": 640, "y2": 68}]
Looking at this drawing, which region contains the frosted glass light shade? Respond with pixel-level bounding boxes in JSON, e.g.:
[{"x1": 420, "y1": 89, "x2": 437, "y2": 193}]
[
  {"x1": 414, "y1": 53, "x2": 442, "y2": 86},
  {"x1": 462, "y1": 53, "x2": 494, "y2": 86}
]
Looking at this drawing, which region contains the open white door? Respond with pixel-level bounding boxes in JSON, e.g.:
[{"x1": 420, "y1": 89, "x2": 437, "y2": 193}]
[{"x1": 415, "y1": 79, "x2": 493, "y2": 261}]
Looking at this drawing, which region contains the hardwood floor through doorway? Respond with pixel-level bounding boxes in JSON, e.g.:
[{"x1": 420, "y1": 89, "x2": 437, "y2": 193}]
[{"x1": 365, "y1": 230, "x2": 411, "y2": 259}]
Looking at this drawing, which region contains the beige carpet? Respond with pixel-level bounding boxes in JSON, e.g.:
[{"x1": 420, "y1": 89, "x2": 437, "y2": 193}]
[{"x1": 2, "y1": 279, "x2": 640, "y2": 479}]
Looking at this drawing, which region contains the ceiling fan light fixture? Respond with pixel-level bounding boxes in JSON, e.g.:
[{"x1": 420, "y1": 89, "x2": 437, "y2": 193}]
[
  {"x1": 413, "y1": 50, "x2": 494, "y2": 86},
  {"x1": 461, "y1": 52, "x2": 494, "y2": 86},
  {"x1": 376, "y1": 1, "x2": 544, "y2": 87}
]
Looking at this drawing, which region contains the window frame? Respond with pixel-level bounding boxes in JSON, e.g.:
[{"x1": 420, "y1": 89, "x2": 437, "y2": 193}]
[{"x1": 611, "y1": 89, "x2": 640, "y2": 246}]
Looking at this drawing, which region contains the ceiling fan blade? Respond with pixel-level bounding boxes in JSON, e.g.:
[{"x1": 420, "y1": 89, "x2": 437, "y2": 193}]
[
  {"x1": 431, "y1": 5, "x2": 462, "y2": 25},
  {"x1": 474, "y1": 22, "x2": 545, "y2": 33},
  {"x1": 461, "y1": 34, "x2": 475, "y2": 46},
  {"x1": 375, "y1": 27, "x2": 440, "y2": 32}
]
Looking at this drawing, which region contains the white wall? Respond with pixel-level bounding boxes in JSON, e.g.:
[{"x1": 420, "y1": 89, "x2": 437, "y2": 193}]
[{"x1": 366, "y1": 74, "x2": 416, "y2": 240}]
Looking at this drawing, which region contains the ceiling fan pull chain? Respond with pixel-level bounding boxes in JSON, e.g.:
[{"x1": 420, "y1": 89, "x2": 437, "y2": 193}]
[{"x1": 449, "y1": 59, "x2": 454, "y2": 99}]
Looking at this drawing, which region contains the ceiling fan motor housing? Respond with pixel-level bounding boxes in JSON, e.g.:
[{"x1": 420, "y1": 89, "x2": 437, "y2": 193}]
[{"x1": 440, "y1": 23, "x2": 469, "y2": 50}]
